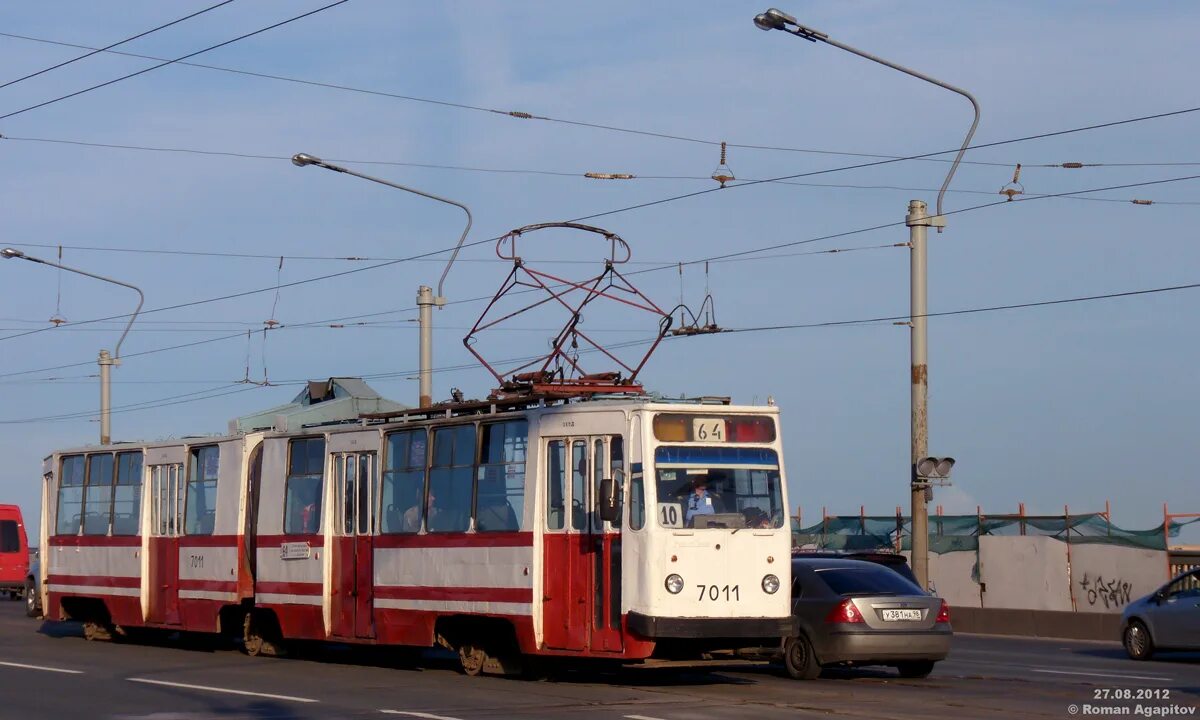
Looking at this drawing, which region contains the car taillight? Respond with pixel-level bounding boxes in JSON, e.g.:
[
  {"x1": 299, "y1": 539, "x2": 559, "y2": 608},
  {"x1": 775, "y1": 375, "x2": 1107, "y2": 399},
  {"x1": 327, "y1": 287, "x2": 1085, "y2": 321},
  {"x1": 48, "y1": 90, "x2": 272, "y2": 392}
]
[
  {"x1": 935, "y1": 599, "x2": 951, "y2": 624},
  {"x1": 824, "y1": 599, "x2": 865, "y2": 624}
]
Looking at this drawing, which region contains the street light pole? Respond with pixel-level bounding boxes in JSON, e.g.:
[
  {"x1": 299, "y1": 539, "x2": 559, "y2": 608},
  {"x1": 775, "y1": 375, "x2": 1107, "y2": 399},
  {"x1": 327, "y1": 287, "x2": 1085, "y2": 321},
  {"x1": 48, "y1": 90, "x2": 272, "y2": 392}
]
[
  {"x1": 753, "y1": 8, "x2": 980, "y2": 589},
  {"x1": 292, "y1": 153, "x2": 471, "y2": 408},
  {"x1": 1, "y1": 248, "x2": 144, "y2": 445}
]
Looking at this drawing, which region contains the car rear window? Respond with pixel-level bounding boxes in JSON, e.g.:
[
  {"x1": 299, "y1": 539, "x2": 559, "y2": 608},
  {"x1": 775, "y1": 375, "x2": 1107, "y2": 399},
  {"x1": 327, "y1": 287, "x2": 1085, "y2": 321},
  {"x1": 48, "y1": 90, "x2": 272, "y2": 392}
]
[
  {"x1": 816, "y1": 565, "x2": 924, "y2": 596},
  {"x1": 0, "y1": 520, "x2": 18, "y2": 553}
]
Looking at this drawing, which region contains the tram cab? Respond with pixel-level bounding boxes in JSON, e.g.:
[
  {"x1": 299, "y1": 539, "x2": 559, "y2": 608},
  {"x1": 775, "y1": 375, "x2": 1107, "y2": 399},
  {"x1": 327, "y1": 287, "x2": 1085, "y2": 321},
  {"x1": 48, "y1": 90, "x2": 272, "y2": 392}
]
[{"x1": 537, "y1": 399, "x2": 793, "y2": 657}]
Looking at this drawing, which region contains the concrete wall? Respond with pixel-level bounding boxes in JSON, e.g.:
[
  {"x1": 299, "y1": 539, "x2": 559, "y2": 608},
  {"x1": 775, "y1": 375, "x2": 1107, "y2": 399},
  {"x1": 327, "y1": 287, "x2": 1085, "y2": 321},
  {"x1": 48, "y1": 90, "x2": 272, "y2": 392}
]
[
  {"x1": 1069, "y1": 543, "x2": 1168, "y2": 614},
  {"x1": 979, "y1": 536, "x2": 1073, "y2": 611},
  {"x1": 927, "y1": 550, "x2": 981, "y2": 608}
]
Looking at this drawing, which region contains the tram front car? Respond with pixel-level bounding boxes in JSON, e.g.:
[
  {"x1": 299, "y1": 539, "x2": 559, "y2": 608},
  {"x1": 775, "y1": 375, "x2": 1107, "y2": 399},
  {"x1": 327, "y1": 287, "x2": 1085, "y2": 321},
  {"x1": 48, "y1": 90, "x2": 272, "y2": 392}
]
[{"x1": 624, "y1": 406, "x2": 794, "y2": 656}]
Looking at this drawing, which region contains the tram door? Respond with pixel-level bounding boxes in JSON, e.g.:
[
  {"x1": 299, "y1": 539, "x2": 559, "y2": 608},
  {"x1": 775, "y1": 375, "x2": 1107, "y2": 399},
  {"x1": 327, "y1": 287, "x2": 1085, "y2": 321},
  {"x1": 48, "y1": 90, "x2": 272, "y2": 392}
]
[
  {"x1": 331, "y1": 452, "x2": 376, "y2": 639},
  {"x1": 148, "y1": 463, "x2": 183, "y2": 625},
  {"x1": 543, "y1": 436, "x2": 624, "y2": 652}
]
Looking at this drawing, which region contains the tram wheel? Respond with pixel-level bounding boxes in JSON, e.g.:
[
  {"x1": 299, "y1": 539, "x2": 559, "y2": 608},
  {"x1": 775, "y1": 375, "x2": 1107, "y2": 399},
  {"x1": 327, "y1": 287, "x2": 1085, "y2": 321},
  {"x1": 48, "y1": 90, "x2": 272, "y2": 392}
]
[
  {"x1": 458, "y1": 643, "x2": 487, "y2": 676},
  {"x1": 243, "y1": 612, "x2": 284, "y2": 657},
  {"x1": 82, "y1": 620, "x2": 113, "y2": 642}
]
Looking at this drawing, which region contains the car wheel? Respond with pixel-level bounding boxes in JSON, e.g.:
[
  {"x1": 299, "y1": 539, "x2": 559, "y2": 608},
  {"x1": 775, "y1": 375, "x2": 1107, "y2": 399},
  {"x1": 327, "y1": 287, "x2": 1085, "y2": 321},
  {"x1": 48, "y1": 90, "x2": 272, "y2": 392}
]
[
  {"x1": 1123, "y1": 620, "x2": 1154, "y2": 661},
  {"x1": 896, "y1": 660, "x2": 936, "y2": 678},
  {"x1": 783, "y1": 634, "x2": 821, "y2": 680},
  {"x1": 24, "y1": 581, "x2": 38, "y2": 618}
]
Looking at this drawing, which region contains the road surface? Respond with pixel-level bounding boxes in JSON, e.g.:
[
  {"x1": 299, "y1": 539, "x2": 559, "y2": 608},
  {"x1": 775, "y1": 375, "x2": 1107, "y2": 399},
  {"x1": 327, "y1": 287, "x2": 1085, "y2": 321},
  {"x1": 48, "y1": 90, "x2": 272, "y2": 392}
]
[{"x1": 0, "y1": 602, "x2": 1196, "y2": 719}]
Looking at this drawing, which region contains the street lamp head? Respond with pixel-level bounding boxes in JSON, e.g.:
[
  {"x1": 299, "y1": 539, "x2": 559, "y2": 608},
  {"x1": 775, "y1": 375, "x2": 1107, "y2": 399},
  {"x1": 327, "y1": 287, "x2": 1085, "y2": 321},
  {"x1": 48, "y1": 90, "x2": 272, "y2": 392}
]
[
  {"x1": 754, "y1": 7, "x2": 796, "y2": 31},
  {"x1": 292, "y1": 153, "x2": 322, "y2": 168},
  {"x1": 1, "y1": 247, "x2": 25, "y2": 260}
]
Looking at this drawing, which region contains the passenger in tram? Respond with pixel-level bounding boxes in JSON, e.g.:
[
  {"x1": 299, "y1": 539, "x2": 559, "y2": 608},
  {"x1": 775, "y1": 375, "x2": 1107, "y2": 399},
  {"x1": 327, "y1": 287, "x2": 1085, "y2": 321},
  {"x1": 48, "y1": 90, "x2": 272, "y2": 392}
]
[
  {"x1": 300, "y1": 485, "x2": 322, "y2": 534},
  {"x1": 684, "y1": 473, "x2": 718, "y2": 526},
  {"x1": 402, "y1": 488, "x2": 437, "y2": 533}
]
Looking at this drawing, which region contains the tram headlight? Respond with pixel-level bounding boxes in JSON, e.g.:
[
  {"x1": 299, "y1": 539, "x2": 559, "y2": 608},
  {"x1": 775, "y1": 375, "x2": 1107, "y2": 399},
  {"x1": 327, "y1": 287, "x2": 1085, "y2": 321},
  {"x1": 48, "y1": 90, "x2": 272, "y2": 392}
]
[
  {"x1": 665, "y1": 574, "x2": 685, "y2": 594},
  {"x1": 762, "y1": 574, "x2": 780, "y2": 594}
]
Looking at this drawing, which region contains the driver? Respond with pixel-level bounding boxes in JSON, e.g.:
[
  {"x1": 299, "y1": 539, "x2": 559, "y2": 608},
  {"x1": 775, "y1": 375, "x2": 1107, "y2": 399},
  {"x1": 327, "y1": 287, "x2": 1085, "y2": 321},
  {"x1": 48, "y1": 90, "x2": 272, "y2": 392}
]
[{"x1": 684, "y1": 473, "x2": 717, "y2": 526}]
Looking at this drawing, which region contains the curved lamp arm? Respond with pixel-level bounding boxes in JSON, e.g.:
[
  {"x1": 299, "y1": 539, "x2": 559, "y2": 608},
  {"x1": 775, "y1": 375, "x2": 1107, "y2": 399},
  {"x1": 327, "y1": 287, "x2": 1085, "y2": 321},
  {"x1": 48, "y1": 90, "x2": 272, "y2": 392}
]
[
  {"x1": 1, "y1": 247, "x2": 144, "y2": 357},
  {"x1": 291, "y1": 154, "x2": 472, "y2": 299},
  {"x1": 754, "y1": 9, "x2": 980, "y2": 227}
]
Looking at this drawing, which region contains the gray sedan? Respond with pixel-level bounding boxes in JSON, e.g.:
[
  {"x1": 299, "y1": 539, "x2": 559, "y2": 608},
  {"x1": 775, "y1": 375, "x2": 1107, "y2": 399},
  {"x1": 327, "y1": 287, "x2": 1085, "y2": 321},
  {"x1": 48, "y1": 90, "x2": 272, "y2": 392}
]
[
  {"x1": 1122, "y1": 569, "x2": 1200, "y2": 660},
  {"x1": 782, "y1": 557, "x2": 951, "y2": 679}
]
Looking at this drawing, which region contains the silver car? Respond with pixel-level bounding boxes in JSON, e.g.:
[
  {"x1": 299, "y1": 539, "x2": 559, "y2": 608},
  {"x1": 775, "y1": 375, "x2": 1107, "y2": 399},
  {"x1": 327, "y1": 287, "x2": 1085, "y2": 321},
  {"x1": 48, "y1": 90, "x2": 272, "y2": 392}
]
[
  {"x1": 781, "y1": 557, "x2": 951, "y2": 679},
  {"x1": 1122, "y1": 569, "x2": 1200, "y2": 660}
]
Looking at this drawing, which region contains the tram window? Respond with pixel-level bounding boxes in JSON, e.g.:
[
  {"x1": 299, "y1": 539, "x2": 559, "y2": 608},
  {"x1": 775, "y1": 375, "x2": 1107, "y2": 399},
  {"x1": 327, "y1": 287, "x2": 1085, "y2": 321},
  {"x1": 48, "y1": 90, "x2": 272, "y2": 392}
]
[
  {"x1": 610, "y1": 437, "x2": 625, "y2": 528},
  {"x1": 592, "y1": 439, "x2": 605, "y2": 530},
  {"x1": 285, "y1": 437, "x2": 325, "y2": 534},
  {"x1": 55, "y1": 456, "x2": 85, "y2": 535},
  {"x1": 476, "y1": 420, "x2": 527, "y2": 532},
  {"x1": 112, "y1": 452, "x2": 143, "y2": 536},
  {"x1": 629, "y1": 472, "x2": 645, "y2": 531},
  {"x1": 82, "y1": 454, "x2": 115, "y2": 535},
  {"x1": 571, "y1": 440, "x2": 588, "y2": 530},
  {"x1": 546, "y1": 440, "x2": 566, "y2": 531},
  {"x1": 382, "y1": 429, "x2": 427, "y2": 534},
  {"x1": 428, "y1": 425, "x2": 474, "y2": 533},
  {"x1": 185, "y1": 446, "x2": 219, "y2": 535}
]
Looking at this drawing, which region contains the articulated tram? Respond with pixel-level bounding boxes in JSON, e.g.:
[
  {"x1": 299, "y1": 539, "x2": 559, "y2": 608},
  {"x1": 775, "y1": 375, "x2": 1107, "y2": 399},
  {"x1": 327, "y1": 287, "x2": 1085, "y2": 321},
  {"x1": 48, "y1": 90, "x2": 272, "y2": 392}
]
[{"x1": 38, "y1": 394, "x2": 793, "y2": 673}]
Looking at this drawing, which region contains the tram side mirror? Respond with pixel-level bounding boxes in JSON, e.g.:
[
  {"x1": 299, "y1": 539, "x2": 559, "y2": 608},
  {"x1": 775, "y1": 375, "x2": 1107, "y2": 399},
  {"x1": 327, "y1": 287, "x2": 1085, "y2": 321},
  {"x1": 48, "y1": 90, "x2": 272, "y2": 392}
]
[{"x1": 598, "y1": 473, "x2": 622, "y2": 523}]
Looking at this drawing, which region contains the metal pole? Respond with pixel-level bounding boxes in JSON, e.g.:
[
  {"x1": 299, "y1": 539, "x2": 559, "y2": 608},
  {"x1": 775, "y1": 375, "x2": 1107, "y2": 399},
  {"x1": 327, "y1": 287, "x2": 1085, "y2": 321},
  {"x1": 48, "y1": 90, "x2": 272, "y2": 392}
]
[
  {"x1": 417, "y1": 285, "x2": 435, "y2": 407},
  {"x1": 907, "y1": 200, "x2": 937, "y2": 589},
  {"x1": 99, "y1": 350, "x2": 114, "y2": 445}
]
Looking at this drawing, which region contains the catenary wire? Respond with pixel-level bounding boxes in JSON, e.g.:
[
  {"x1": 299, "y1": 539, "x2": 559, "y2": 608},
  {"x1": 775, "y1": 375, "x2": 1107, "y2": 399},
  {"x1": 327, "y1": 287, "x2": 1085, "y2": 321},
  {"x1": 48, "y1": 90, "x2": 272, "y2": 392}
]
[
  {"x1": 0, "y1": 1, "x2": 237, "y2": 92},
  {"x1": 0, "y1": 1, "x2": 350, "y2": 122},
  {"x1": 3, "y1": 31, "x2": 1194, "y2": 172}
]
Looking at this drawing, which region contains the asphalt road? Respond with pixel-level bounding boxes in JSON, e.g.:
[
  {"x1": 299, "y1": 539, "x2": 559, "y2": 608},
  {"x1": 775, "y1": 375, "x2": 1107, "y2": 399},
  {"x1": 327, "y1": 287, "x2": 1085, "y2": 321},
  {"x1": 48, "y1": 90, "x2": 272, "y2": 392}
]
[{"x1": 0, "y1": 601, "x2": 1196, "y2": 719}]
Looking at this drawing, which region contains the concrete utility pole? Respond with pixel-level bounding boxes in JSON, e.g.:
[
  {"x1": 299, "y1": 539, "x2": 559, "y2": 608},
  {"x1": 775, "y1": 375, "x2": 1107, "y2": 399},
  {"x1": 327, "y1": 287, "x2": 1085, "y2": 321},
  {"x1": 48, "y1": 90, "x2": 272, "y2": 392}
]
[
  {"x1": 292, "y1": 153, "x2": 472, "y2": 408},
  {"x1": 753, "y1": 7, "x2": 980, "y2": 588},
  {"x1": 1, "y1": 248, "x2": 144, "y2": 445}
]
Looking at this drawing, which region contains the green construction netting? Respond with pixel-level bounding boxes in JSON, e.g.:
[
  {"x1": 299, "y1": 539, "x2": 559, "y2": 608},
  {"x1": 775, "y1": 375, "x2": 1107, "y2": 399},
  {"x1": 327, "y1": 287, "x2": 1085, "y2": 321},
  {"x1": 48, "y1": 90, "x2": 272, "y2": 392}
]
[{"x1": 791, "y1": 513, "x2": 1200, "y2": 553}]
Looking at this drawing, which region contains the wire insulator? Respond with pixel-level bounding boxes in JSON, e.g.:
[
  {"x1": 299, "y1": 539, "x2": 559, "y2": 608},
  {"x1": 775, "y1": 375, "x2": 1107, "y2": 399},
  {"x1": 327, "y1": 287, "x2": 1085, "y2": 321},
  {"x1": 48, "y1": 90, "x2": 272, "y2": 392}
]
[
  {"x1": 1060, "y1": 162, "x2": 1084, "y2": 169},
  {"x1": 508, "y1": 111, "x2": 533, "y2": 119},
  {"x1": 1131, "y1": 199, "x2": 1154, "y2": 205}
]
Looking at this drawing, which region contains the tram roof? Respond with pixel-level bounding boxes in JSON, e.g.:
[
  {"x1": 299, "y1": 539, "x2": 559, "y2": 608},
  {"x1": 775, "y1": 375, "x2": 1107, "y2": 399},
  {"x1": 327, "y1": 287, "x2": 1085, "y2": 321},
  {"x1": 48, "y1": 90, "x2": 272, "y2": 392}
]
[{"x1": 42, "y1": 392, "x2": 778, "y2": 459}]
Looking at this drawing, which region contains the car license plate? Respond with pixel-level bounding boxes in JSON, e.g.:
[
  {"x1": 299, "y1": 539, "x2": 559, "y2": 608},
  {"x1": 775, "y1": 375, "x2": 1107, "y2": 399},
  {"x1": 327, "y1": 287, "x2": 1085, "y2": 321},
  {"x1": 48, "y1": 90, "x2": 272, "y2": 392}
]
[{"x1": 881, "y1": 609, "x2": 922, "y2": 622}]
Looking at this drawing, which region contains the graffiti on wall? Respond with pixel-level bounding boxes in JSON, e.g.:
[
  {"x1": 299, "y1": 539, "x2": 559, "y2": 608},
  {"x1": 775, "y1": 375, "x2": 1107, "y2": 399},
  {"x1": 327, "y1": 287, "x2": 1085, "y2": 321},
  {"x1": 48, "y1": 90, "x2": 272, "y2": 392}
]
[{"x1": 1078, "y1": 573, "x2": 1133, "y2": 609}]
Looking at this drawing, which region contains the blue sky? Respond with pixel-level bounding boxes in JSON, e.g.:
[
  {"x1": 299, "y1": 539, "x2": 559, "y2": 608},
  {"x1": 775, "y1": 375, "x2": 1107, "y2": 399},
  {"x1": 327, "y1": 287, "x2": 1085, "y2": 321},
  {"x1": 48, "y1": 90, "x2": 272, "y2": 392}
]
[{"x1": 0, "y1": 1, "x2": 1197, "y2": 541}]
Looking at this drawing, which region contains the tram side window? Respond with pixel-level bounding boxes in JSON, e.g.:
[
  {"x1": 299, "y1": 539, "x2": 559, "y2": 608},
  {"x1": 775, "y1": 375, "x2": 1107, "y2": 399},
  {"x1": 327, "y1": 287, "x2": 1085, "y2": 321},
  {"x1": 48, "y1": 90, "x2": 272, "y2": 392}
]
[
  {"x1": 56, "y1": 455, "x2": 86, "y2": 535},
  {"x1": 285, "y1": 437, "x2": 325, "y2": 534},
  {"x1": 185, "y1": 446, "x2": 219, "y2": 535},
  {"x1": 83, "y1": 453, "x2": 115, "y2": 535},
  {"x1": 629, "y1": 471, "x2": 645, "y2": 531},
  {"x1": 381, "y1": 429, "x2": 428, "y2": 534},
  {"x1": 428, "y1": 425, "x2": 474, "y2": 533},
  {"x1": 546, "y1": 440, "x2": 566, "y2": 530},
  {"x1": 476, "y1": 420, "x2": 527, "y2": 532},
  {"x1": 112, "y1": 451, "x2": 143, "y2": 535}
]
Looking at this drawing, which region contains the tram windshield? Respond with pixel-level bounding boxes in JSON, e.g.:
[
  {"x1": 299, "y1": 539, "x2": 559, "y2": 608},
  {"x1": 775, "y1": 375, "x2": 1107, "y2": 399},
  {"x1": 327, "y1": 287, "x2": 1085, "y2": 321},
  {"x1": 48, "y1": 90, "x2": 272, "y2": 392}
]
[{"x1": 653, "y1": 446, "x2": 784, "y2": 529}]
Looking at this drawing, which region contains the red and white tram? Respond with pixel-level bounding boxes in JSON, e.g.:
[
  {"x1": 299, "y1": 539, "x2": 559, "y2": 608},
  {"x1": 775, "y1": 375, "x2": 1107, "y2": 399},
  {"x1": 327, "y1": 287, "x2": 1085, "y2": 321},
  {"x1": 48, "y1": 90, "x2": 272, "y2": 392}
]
[{"x1": 37, "y1": 393, "x2": 793, "y2": 673}]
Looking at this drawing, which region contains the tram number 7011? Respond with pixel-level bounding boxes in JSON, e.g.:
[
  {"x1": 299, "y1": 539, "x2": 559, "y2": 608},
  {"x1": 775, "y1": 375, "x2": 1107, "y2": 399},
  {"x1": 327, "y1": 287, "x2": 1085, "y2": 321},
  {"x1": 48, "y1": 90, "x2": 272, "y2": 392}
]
[{"x1": 697, "y1": 584, "x2": 740, "y2": 601}]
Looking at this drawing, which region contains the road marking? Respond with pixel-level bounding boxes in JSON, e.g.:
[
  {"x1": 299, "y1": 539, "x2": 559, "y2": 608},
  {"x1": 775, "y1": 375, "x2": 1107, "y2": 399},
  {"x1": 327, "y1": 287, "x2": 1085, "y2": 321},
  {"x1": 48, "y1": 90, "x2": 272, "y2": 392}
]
[
  {"x1": 1030, "y1": 668, "x2": 1174, "y2": 682},
  {"x1": 127, "y1": 678, "x2": 319, "y2": 703},
  {"x1": 380, "y1": 711, "x2": 465, "y2": 720},
  {"x1": 625, "y1": 715, "x2": 671, "y2": 720},
  {"x1": 0, "y1": 660, "x2": 84, "y2": 674}
]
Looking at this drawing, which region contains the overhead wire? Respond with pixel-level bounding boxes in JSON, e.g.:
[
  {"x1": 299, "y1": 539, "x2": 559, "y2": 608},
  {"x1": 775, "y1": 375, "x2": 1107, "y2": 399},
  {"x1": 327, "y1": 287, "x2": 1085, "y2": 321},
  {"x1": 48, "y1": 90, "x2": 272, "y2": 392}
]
[
  {"x1": 2, "y1": 31, "x2": 1194, "y2": 172},
  {"x1": 0, "y1": 1, "x2": 237, "y2": 92},
  {"x1": 0, "y1": 1, "x2": 351, "y2": 122}
]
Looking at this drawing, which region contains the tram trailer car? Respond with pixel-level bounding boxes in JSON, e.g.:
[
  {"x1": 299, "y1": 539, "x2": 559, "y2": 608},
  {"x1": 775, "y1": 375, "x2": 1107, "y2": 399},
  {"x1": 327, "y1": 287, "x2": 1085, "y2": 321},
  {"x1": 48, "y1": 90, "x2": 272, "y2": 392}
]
[{"x1": 38, "y1": 398, "x2": 793, "y2": 673}]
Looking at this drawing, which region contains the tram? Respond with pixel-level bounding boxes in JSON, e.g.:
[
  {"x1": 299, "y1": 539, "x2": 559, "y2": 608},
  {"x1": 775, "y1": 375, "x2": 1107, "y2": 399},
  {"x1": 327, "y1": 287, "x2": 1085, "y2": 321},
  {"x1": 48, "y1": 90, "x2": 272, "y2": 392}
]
[
  {"x1": 37, "y1": 393, "x2": 792, "y2": 672},
  {"x1": 35, "y1": 222, "x2": 794, "y2": 674}
]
